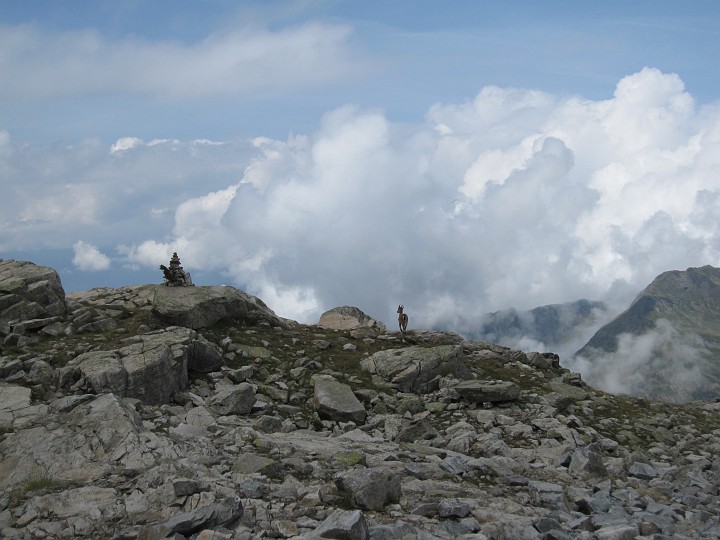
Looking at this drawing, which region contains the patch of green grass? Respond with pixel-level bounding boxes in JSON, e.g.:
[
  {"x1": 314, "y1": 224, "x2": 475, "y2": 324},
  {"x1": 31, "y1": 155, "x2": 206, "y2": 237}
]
[
  {"x1": 11, "y1": 467, "x2": 58, "y2": 503},
  {"x1": 23, "y1": 474, "x2": 56, "y2": 492},
  {"x1": 205, "y1": 320, "x2": 406, "y2": 392},
  {"x1": 576, "y1": 391, "x2": 720, "y2": 452},
  {"x1": 463, "y1": 354, "x2": 552, "y2": 393},
  {"x1": 333, "y1": 450, "x2": 367, "y2": 467}
]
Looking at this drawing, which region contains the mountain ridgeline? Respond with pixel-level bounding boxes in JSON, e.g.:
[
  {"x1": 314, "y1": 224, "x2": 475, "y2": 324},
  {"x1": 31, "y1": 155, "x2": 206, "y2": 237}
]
[
  {"x1": 469, "y1": 265, "x2": 720, "y2": 403},
  {"x1": 577, "y1": 265, "x2": 720, "y2": 357},
  {"x1": 574, "y1": 265, "x2": 720, "y2": 402},
  {"x1": 467, "y1": 299, "x2": 608, "y2": 353}
]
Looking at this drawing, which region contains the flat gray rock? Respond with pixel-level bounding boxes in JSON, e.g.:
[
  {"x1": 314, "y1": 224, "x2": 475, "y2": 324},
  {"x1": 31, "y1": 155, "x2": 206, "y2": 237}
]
[
  {"x1": 307, "y1": 509, "x2": 368, "y2": 540},
  {"x1": 314, "y1": 376, "x2": 366, "y2": 424},
  {"x1": 360, "y1": 345, "x2": 471, "y2": 393},
  {"x1": 151, "y1": 284, "x2": 287, "y2": 329}
]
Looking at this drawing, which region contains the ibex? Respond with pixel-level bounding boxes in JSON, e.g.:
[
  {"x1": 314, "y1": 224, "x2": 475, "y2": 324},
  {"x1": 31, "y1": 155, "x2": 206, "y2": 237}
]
[{"x1": 397, "y1": 305, "x2": 409, "y2": 334}]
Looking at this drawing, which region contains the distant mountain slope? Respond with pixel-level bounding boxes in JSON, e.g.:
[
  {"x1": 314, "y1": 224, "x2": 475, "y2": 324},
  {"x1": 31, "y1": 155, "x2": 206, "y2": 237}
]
[
  {"x1": 573, "y1": 265, "x2": 720, "y2": 402},
  {"x1": 466, "y1": 299, "x2": 608, "y2": 354}
]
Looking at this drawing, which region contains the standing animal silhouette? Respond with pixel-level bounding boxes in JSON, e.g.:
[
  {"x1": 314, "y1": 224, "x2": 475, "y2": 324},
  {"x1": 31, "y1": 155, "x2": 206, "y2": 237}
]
[{"x1": 397, "y1": 305, "x2": 409, "y2": 334}]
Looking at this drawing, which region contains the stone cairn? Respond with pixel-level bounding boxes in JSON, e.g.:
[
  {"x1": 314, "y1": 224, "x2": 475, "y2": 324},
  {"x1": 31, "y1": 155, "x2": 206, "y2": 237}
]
[{"x1": 159, "y1": 252, "x2": 194, "y2": 286}]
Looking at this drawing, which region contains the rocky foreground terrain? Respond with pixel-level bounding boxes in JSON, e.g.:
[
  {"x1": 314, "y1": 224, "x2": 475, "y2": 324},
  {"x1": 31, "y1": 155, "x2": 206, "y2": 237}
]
[{"x1": 1, "y1": 259, "x2": 719, "y2": 539}]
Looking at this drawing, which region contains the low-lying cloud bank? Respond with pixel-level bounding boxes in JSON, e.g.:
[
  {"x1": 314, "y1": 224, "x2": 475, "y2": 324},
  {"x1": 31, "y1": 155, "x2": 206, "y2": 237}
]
[
  {"x1": 2, "y1": 69, "x2": 720, "y2": 333},
  {"x1": 567, "y1": 319, "x2": 714, "y2": 402}
]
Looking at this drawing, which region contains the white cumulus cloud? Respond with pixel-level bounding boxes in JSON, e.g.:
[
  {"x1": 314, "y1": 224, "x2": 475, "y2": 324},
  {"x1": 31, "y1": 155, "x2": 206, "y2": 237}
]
[
  {"x1": 2, "y1": 68, "x2": 720, "y2": 332},
  {"x1": 72, "y1": 241, "x2": 111, "y2": 271},
  {"x1": 158, "y1": 68, "x2": 719, "y2": 326},
  {"x1": 111, "y1": 137, "x2": 144, "y2": 154}
]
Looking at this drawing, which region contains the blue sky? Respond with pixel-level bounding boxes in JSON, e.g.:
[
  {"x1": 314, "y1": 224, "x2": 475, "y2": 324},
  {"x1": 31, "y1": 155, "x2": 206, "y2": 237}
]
[
  {"x1": 3, "y1": 1, "x2": 718, "y2": 143},
  {"x1": 2, "y1": 0, "x2": 720, "y2": 339}
]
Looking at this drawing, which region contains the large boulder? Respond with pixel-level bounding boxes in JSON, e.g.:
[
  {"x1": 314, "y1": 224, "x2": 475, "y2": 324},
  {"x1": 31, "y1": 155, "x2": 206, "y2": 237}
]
[
  {"x1": 318, "y1": 306, "x2": 386, "y2": 333},
  {"x1": 313, "y1": 376, "x2": 367, "y2": 424},
  {"x1": 0, "y1": 259, "x2": 66, "y2": 335},
  {"x1": 138, "y1": 496, "x2": 243, "y2": 538},
  {"x1": 548, "y1": 379, "x2": 589, "y2": 402},
  {"x1": 151, "y1": 285, "x2": 288, "y2": 330},
  {"x1": 360, "y1": 345, "x2": 472, "y2": 393},
  {"x1": 308, "y1": 509, "x2": 369, "y2": 540},
  {"x1": 209, "y1": 382, "x2": 256, "y2": 415},
  {"x1": 71, "y1": 327, "x2": 222, "y2": 404},
  {"x1": 568, "y1": 443, "x2": 608, "y2": 478},
  {"x1": 0, "y1": 383, "x2": 48, "y2": 430},
  {"x1": 335, "y1": 467, "x2": 402, "y2": 511}
]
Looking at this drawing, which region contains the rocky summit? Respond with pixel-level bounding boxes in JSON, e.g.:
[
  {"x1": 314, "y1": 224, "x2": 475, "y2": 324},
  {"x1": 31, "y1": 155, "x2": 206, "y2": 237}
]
[{"x1": 1, "y1": 259, "x2": 720, "y2": 540}]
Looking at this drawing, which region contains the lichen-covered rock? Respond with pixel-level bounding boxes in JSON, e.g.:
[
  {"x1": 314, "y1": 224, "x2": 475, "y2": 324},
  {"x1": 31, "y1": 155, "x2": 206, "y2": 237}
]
[
  {"x1": 453, "y1": 379, "x2": 521, "y2": 403},
  {"x1": 360, "y1": 345, "x2": 471, "y2": 393},
  {"x1": 232, "y1": 453, "x2": 283, "y2": 476},
  {"x1": 0, "y1": 259, "x2": 66, "y2": 335},
  {"x1": 569, "y1": 443, "x2": 608, "y2": 478},
  {"x1": 0, "y1": 383, "x2": 47, "y2": 430},
  {"x1": 151, "y1": 285, "x2": 287, "y2": 330},
  {"x1": 76, "y1": 350, "x2": 129, "y2": 395},
  {"x1": 69, "y1": 327, "x2": 222, "y2": 404},
  {"x1": 0, "y1": 393, "x2": 152, "y2": 490},
  {"x1": 318, "y1": 306, "x2": 386, "y2": 333},
  {"x1": 395, "y1": 418, "x2": 439, "y2": 443},
  {"x1": 208, "y1": 382, "x2": 256, "y2": 415},
  {"x1": 525, "y1": 351, "x2": 561, "y2": 371},
  {"x1": 548, "y1": 379, "x2": 589, "y2": 401},
  {"x1": 307, "y1": 509, "x2": 369, "y2": 540},
  {"x1": 138, "y1": 496, "x2": 243, "y2": 538},
  {"x1": 335, "y1": 467, "x2": 401, "y2": 510},
  {"x1": 22, "y1": 486, "x2": 124, "y2": 538},
  {"x1": 313, "y1": 376, "x2": 366, "y2": 424}
]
